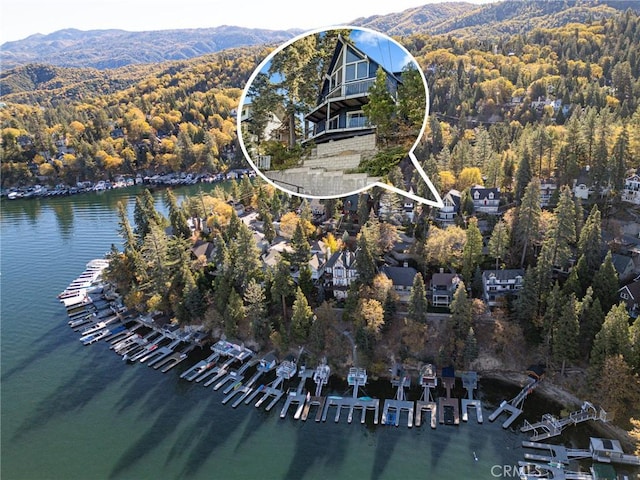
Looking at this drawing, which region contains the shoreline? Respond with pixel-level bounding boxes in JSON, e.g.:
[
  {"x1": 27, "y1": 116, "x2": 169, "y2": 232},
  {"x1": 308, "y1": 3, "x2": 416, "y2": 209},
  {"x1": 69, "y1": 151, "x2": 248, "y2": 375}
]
[{"x1": 477, "y1": 369, "x2": 637, "y2": 452}]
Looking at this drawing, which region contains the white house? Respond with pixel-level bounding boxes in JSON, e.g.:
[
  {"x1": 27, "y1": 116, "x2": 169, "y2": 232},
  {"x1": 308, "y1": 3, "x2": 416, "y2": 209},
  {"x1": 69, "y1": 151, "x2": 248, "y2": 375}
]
[
  {"x1": 539, "y1": 179, "x2": 558, "y2": 207},
  {"x1": 437, "y1": 189, "x2": 461, "y2": 225},
  {"x1": 482, "y1": 269, "x2": 524, "y2": 307},
  {"x1": 429, "y1": 271, "x2": 461, "y2": 307},
  {"x1": 622, "y1": 174, "x2": 640, "y2": 205},
  {"x1": 324, "y1": 249, "x2": 358, "y2": 299},
  {"x1": 471, "y1": 186, "x2": 500, "y2": 214}
]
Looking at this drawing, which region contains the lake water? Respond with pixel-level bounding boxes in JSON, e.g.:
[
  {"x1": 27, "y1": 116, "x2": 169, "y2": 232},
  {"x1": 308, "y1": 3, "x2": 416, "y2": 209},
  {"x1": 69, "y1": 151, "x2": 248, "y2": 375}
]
[{"x1": 0, "y1": 185, "x2": 591, "y2": 480}]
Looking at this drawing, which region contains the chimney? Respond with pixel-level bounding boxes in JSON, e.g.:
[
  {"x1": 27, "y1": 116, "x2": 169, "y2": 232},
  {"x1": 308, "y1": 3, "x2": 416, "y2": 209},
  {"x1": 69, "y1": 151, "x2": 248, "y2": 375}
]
[
  {"x1": 439, "y1": 267, "x2": 444, "y2": 274},
  {"x1": 403, "y1": 261, "x2": 408, "y2": 268}
]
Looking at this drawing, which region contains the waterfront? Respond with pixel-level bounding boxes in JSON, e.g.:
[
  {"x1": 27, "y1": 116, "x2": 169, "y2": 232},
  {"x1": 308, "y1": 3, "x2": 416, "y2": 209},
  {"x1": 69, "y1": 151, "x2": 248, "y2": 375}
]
[{"x1": 1, "y1": 186, "x2": 596, "y2": 480}]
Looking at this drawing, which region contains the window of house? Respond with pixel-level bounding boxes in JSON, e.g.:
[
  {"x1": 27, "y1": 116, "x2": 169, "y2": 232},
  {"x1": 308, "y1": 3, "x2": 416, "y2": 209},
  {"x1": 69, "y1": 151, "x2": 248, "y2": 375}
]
[
  {"x1": 489, "y1": 192, "x2": 494, "y2": 199},
  {"x1": 621, "y1": 292, "x2": 629, "y2": 299},
  {"x1": 474, "y1": 191, "x2": 480, "y2": 199},
  {"x1": 347, "y1": 111, "x2": 366, "y2": 128},
  {"x1": 345, "y1": 48, "x2": 369, "y2": 82},
  {"x1": 328, "y1": 115, "x2": 339, "y2": 131}
]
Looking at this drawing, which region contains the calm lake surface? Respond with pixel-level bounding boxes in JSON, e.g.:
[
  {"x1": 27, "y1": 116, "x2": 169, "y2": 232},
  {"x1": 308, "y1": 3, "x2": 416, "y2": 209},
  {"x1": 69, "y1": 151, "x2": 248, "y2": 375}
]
[{"x1": 1, "y1": 185, "x2": 593, "y2": 480}]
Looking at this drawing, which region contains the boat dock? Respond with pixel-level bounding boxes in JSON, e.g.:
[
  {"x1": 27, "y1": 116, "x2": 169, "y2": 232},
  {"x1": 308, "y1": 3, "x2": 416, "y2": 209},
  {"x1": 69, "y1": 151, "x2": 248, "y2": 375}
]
[
  {"x1": 521, "y1": 402, "x2": 609, "y2": 441},
  {"x1": 223, "y1": 352, "x2": 278, "y2": 407},
  {"x1": 213, "y1": 357, "x2": 258, "y2": 391},
  {"x1": 518, "y1": 462, "x2": 593, "y2": 480},
  {"x1": 381, "y1": 363, "x2": 413, "y2": 427},
  {"x1": 152, "y1": 344, "x2": 196, "y2": 372},
  {"x1": 489, "y1": 367, "x2": 543, "y2": 428},
  {"x1": 438, "y1": 367, "x2": 459, "y2": 425},
  {"x1": 139, "y1": 338, "x2": 182, "y2": 364},
  {"x1": 280, "y1": 365, "x2": 315, "y2": 418},
  {"x1": 201, "y1": 340, "x2": 254, "y2": 387},
  {"x1": 415, "y1": 364, "x2": 438, "y2": 428},
  {"x1": 251, "y1": 355, "x2": 298, "y2": 411},
  {"x1": 461, "y1": 371, "x2": 483, "y2": 423},
  {"x1": 321, "y1": 367, "x2": 379, "y2": 424},
  {"x1": 298, "y1": 358, "x2": 330, "y2": 421},
  {"x1": 180, "y1": 352, "x2": 221, "y2": 381}
]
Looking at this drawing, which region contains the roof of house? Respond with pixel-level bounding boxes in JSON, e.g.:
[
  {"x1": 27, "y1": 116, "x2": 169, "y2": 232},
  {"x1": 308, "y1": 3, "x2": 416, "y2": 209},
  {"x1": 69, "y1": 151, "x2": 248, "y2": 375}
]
[
  {"x1": 619, "y1": 279, "x2": 640, "y2": 300},
  {"x1": 471, "y1": 186, "x2": 501, "y2": 200},
  {"x1": 612, "y1": 253, "x2": 633, "y2": 274},
  {"x1": 380, "y1": 265, "x2": 418, "y2": 287},
  {"x1": 326, "y1": 249, "x2": 357, "y2": 270},
  {"x1": 482, "y1": 269, "x2": 524, "y2": 282},
  {"x1": 309, "y1": 253, "x2": 324, "y2": 270},
  {"x1": 191, "y1": 241, "x2": 215, "y2": 259},
  {"x1": 430, "y1": 272, "x2": 460, "y2": 287}
]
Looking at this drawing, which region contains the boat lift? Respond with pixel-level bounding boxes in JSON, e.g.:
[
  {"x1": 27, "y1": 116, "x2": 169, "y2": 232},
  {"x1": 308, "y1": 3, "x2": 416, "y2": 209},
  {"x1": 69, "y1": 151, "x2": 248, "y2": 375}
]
[
  {"x1": 415, "y1": 364, "x2": 438, "y2": 428},
  {"x1": 381, "y1": 363, "x2": 413, "y2": 427}
]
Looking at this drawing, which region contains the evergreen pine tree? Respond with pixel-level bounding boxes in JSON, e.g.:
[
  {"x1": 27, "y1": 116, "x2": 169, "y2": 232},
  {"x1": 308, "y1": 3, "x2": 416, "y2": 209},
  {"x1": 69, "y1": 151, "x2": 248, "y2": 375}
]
[
  {"x1": 592, "y1": 251, "x2": 619, "y2": 313},
  {"x1": 462, "y1": 217, "x2": 483, "y2": 282},
  {"x1": 515, "y1": 178, "x2": 542, "y2": 267},
  {"x1": 408, "y1": 272, "x2": 429, "y2": 324}
]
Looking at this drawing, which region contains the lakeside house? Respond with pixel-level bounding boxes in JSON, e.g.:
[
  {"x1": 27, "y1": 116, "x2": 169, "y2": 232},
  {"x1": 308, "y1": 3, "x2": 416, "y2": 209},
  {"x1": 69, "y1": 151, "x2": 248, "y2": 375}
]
[
  {"x1": 429, "y1": 271, "x2": 461, "y2": 307},
  {"x1": 539, "y1": 178, "x2": 557, "y2": 207},
  {"x1": 437, "y1": 189, "x2": 461, "y2": 225},
  {"x1": 622, "y1": 173, "x2": 640, "y2": 205},
  {"x1": 482, "y1": 269, "x2": 524, "y2": 307},
  {"x1": 380, "y1": 264, "x2": 418, "y2": 302},
  {"x1": 470, "y1": 186, "x2": 500, "y2": 214},
  {"x1": 304, "y1": 34, "x2": 402, "y2": 146},
  {"x1": 324, "y1": 249, "x2": 358, "y2": 300}
]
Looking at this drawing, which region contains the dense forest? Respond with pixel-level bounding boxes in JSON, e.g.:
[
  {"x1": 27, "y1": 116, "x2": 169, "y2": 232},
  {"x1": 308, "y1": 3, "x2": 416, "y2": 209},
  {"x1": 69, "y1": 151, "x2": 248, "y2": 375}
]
[{"x1": 2, "y1": 2, "x2": 640, "y2": 445}]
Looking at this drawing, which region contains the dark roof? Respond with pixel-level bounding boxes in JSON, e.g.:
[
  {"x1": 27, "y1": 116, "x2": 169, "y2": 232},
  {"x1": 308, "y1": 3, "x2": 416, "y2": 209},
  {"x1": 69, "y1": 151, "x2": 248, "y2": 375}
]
[
  {"x1": 430, "y1": 272, "x2": 460, "y2": 287},
  {"x1": 326, "y1": 249, "x2": 357, "y2": 270},
  {"x1": 611, "y1": 253, "x2": 633, "y2": 274},
  {"x1": 482, "y1": 269, "x2": 524, "y2": 281},
  {"x1": 380, "y1": 265, "x2": 418, "y2": 287},
  {"x1": 191, "y1": 241, "x2": 215, "y2": 259},
  {"x1": 620, "y1": 279, "x2": 640, "y2": 300},
  {"x1": 471, "y1": 186, "x2": 501, "y2": 200}
]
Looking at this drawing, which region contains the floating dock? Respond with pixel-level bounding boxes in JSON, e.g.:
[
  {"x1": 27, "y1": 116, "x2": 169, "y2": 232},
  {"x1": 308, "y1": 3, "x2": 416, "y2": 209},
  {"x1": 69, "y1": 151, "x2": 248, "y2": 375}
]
[
  {"x1": 321, "y1": 367, "x2": 379, "y2": 424},
  {"x1": 438, "y1": 367, "x2": 459, "y2": 425},
  {"x1": 381, "y1": 363, "x2": 413, "y2": 427},
  {"x1": 415, "y1": 364, "x2": 438, "y2": 428},
  {"x1": 461, "y1": 371, "x2": 483, "y2": 423}
]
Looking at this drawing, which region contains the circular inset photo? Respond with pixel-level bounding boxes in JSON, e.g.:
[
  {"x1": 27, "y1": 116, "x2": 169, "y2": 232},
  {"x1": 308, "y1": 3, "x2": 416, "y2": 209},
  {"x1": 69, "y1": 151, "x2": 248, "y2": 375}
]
[{"x1": 238, "y1": 27, "x2": 429, "y2": 198}]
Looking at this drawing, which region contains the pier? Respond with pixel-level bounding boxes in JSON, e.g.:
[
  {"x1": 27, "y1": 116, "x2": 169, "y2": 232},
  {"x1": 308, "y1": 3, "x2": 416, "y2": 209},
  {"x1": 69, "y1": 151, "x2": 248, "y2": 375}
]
[
  {"x1": 153, "y1": 344, "x2": 196, "y2": 372},
  {"x1": 522, "y1": 438, "x2": 640, "y2": 467},
  {"x1": 180, "y1": 351, "x2": 220, "y2": 381},
  {"x1": 521, "y1": 402, "x2": 609, "y2": 441},
  {"x1": 299, "y1": 358, "x2": 330, "y2": 422},
  {"x1": 321, "y1": 367, "x2": 379, "y2": 424},
  {"x1": 415, "y1": 364, "x2": 438, "y2": 428},
  {"x1": 438, "y1": 366, "x2": 459, "y2": 425},
  {"x1": 251, "y1": 355, "x2": 298, "y2": 411},
  {"x1": 460, "y1": 371, "x2": 483, "y2": 423},
  {"x1": 280, "y1": 365, "x2": 315, "y2": 419},
  {"x1": 489, "y1": 366, "x2": 544, "y2": 428},
  {"x1": 381, "y1": 363, "x2": 413, "y2": 427},
  {"x1": 223, "y1": 352, "x2": 277, "y2": 407},
  {"x1": 213, "y1": 357, "x2": 258, "y2": 391}
]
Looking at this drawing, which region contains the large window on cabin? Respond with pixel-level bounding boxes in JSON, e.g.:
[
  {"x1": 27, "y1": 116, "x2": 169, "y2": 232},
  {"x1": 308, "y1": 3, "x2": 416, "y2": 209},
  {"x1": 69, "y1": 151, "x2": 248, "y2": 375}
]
[{"x1": 345, "y1": 48, "x2": 369, "y2": 82}]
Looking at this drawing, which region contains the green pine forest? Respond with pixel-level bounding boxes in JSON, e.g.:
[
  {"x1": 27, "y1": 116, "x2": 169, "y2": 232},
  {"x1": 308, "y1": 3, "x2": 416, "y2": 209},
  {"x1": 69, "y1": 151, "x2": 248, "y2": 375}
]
[{"x1": 2, "y1": 1, "x2": 640, "y2": 448}]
